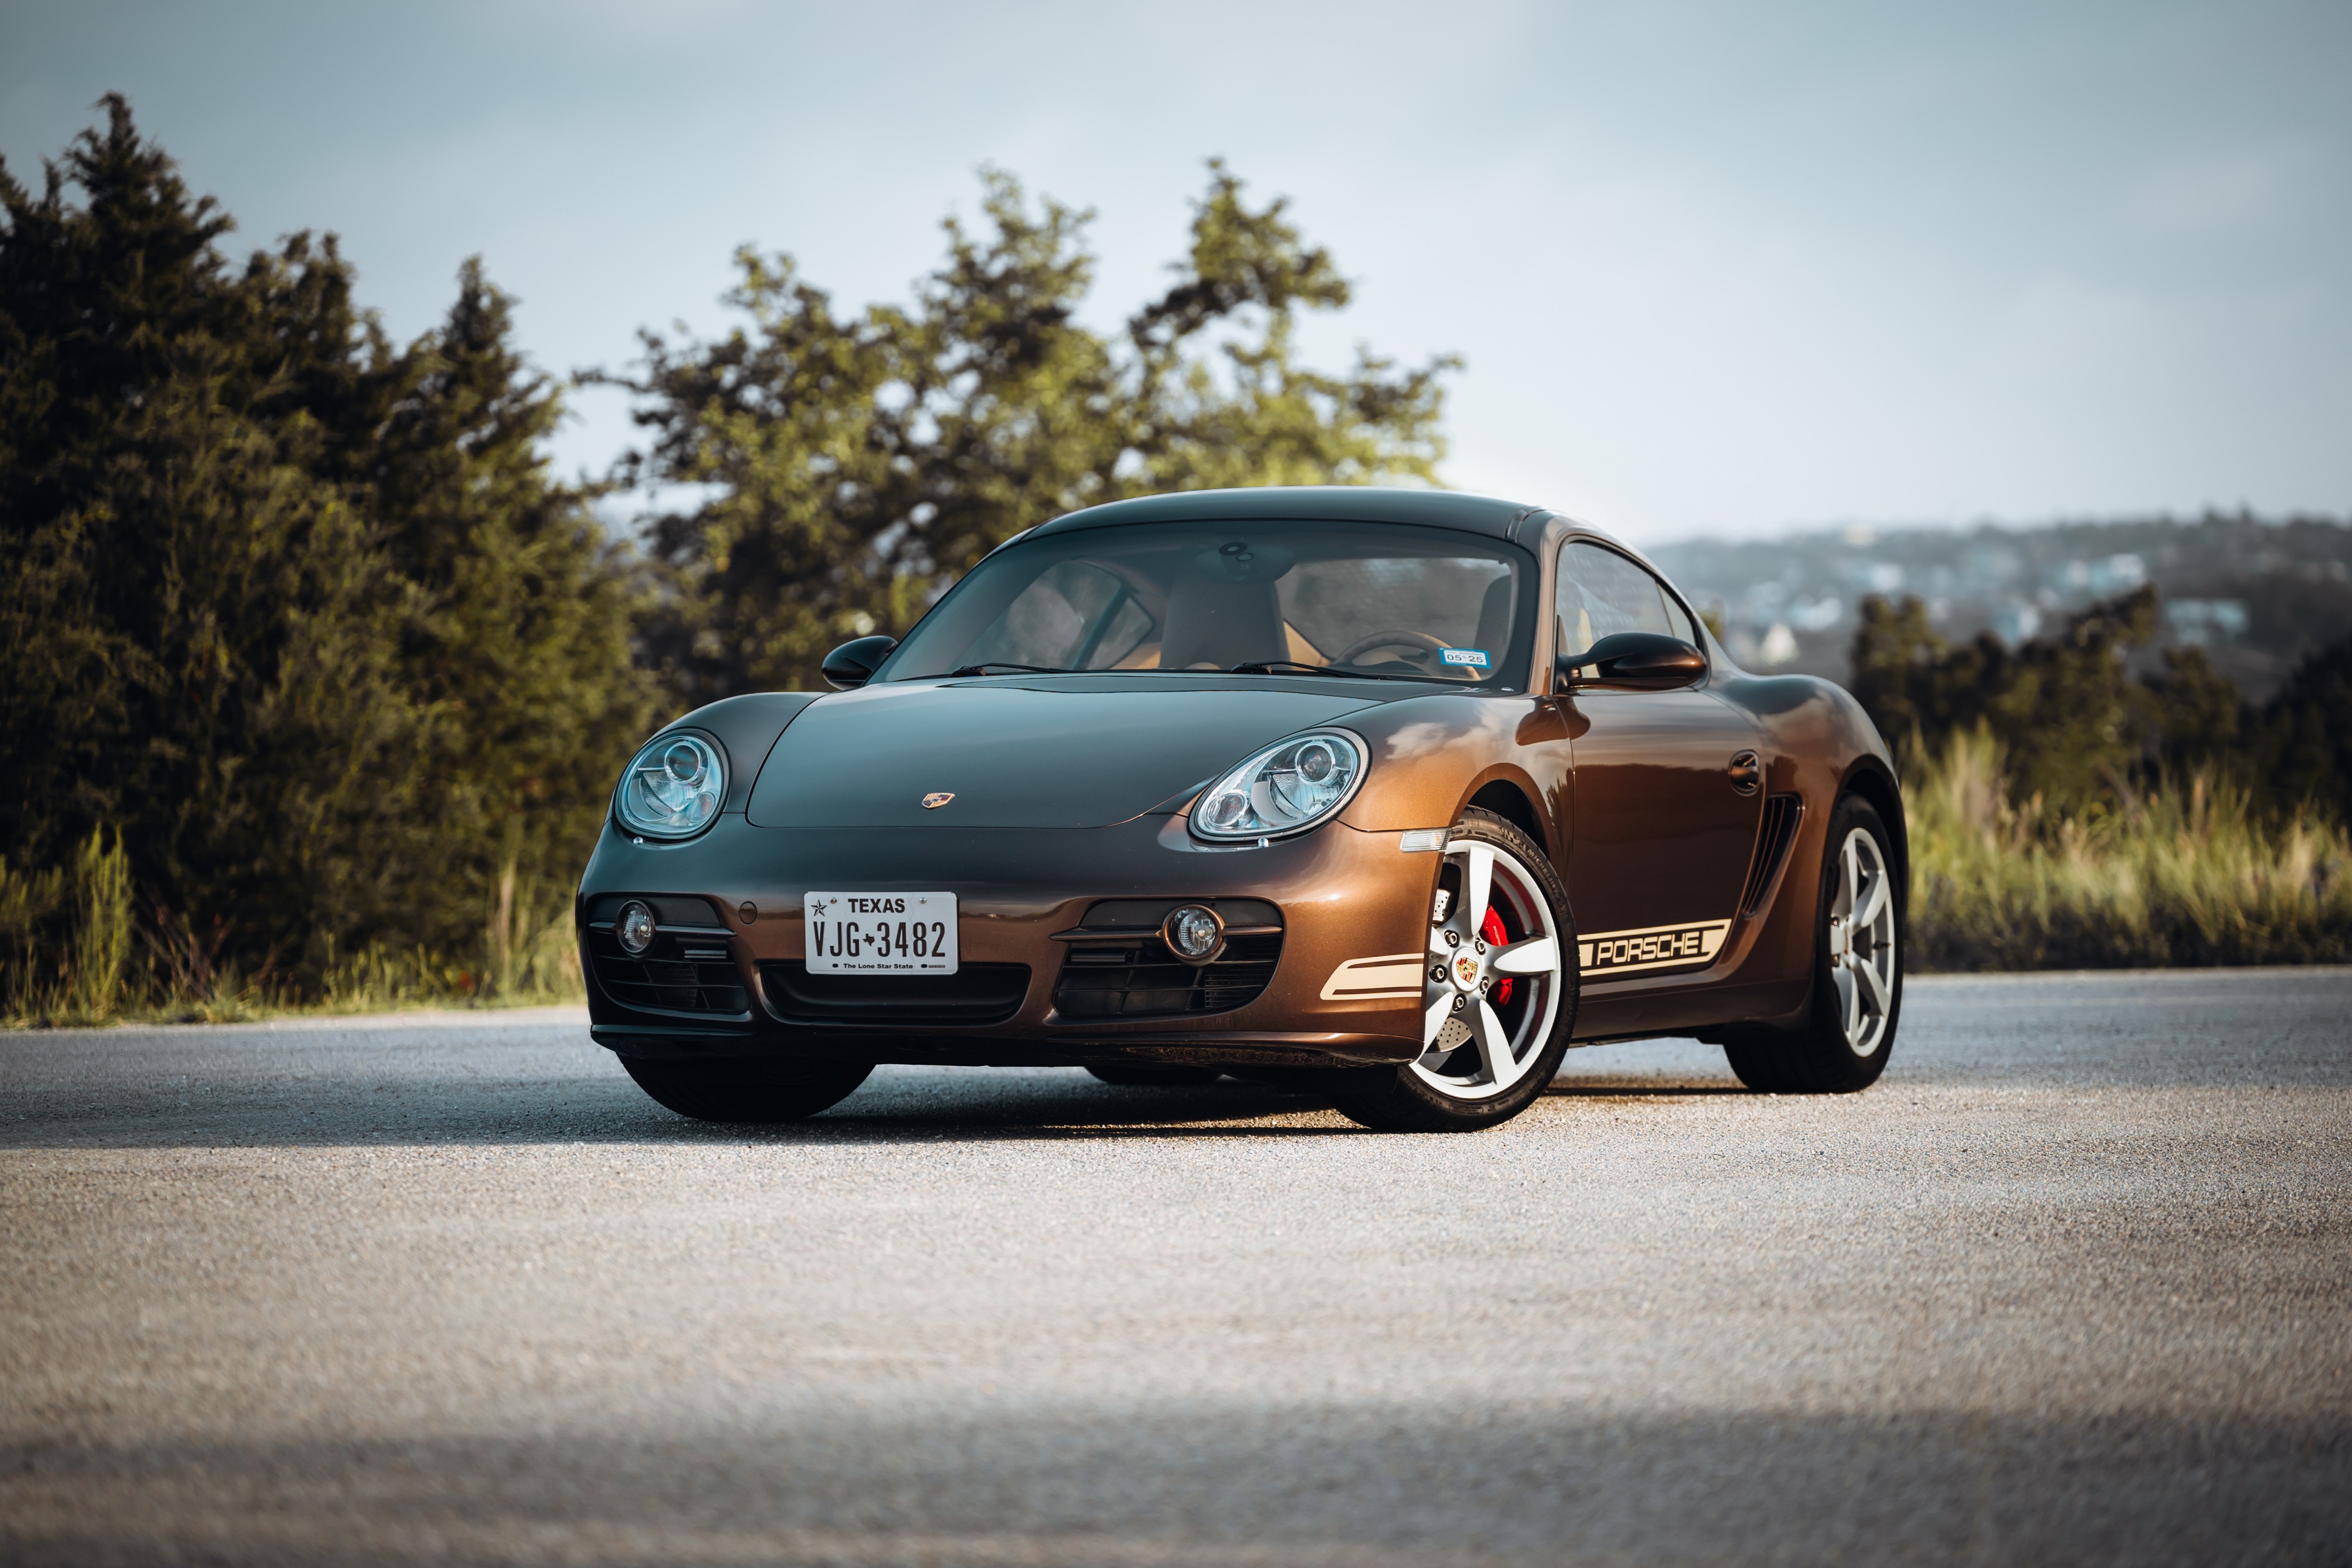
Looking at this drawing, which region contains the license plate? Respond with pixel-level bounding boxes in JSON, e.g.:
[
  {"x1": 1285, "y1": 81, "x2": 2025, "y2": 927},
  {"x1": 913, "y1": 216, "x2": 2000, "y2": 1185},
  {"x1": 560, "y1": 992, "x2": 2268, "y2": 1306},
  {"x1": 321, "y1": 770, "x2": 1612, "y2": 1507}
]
[{"x1": 803, "y1": 891, "x2": 958, "y2": 974}]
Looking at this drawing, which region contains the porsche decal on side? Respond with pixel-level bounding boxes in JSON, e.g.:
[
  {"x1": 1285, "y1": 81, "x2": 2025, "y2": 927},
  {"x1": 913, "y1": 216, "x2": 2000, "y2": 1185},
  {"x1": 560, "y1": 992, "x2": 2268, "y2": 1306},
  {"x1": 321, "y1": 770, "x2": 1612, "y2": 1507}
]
[{"x1": 1576, "y1": 920, "x2": 1731, "y2": 976}]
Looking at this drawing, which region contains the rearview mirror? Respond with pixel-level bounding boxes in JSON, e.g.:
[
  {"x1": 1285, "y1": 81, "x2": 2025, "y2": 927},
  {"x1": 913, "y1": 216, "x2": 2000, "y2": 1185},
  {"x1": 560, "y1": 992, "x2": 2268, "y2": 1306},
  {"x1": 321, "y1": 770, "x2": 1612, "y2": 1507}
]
[
  {"x1": 820, "y1": 635, "x2": 899, "y2": 690},
  {"x1": 1555, "y1": 631, "x2": 1705, "y2": 690}
]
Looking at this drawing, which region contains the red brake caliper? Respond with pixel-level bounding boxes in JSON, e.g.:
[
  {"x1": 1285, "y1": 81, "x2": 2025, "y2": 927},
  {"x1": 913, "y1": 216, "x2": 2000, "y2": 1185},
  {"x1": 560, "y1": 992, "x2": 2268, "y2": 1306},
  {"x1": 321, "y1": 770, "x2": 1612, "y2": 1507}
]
[{"x1": 1480, "y1": 908, "x2": 1512, "y2": 1006}]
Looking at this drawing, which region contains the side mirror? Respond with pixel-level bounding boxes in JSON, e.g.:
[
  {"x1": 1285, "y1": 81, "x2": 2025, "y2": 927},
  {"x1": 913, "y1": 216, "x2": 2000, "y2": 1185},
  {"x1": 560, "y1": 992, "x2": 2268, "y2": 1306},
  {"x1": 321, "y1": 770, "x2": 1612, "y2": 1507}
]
[
  {"x1": 820, "y1": 634, "x2": 898, "y2": 690},
  {"x1": 1556, "y1": 631, "x2": 1705, "y2": 690}
]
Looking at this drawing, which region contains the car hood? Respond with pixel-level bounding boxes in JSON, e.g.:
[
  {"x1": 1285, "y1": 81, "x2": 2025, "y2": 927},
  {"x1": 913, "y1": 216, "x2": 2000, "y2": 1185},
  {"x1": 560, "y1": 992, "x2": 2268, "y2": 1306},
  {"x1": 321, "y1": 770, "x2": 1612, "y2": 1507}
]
[{"x1": 744, "y1": 680, "x2": 1381, "y2": 829}]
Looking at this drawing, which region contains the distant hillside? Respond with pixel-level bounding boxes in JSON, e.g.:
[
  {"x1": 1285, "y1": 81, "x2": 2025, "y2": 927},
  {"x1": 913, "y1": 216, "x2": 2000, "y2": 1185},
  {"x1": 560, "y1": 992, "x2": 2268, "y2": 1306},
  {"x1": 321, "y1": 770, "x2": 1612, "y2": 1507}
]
[{"x1": 1647, "y1": 513, "x2": 2352, "y2": 702}]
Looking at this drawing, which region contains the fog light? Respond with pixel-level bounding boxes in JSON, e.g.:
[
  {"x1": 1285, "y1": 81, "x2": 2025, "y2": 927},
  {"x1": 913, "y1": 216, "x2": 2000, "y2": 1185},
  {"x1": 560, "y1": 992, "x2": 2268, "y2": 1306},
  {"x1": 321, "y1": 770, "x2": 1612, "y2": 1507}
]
[
  {"x1": 615, "y1": 900, "x2": 657, "y2": 955},
  {"x1": 1162, "y1": 904, "x2": 1225, "y2": 964}
]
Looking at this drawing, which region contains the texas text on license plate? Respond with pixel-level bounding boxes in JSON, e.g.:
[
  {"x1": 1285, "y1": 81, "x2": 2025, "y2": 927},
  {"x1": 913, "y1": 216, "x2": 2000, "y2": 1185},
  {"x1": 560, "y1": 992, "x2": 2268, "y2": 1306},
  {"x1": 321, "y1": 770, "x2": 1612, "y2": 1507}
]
[{"x1": 802, "y1": 891, "x2": 958, "y2": 974}]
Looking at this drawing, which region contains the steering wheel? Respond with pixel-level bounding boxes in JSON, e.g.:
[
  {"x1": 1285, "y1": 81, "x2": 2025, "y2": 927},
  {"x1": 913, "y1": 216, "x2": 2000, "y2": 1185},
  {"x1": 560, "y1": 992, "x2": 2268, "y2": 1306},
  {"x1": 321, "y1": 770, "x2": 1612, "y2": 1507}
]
[{"x1": 1337, "y1": 629, "x2": 1452, "y2": 665}]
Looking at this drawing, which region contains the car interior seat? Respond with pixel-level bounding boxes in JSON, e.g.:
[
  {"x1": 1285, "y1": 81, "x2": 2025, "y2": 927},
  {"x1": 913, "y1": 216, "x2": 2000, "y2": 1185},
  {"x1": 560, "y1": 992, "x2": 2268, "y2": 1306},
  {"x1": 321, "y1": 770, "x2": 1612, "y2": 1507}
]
[
  {"x1": 1467, "y1": 573, "x2": 1515, "y2": 661},
  {"x1": 1158, "y1": 573, "x2": 1288, "y2": 670}
]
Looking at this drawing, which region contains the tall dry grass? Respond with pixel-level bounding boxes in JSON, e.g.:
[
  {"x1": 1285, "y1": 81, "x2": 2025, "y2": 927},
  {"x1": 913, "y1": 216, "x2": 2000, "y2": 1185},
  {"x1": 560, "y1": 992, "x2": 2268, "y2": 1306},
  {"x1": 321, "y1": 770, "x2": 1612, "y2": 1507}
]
[
  {"x1": 1, "y1": 829, "x2": 134, "y2": 1025},
  {"x1": 4, "y1": 842, "x2": 582, "y2": 1028},
  {"x1": 1906, "y1": 726, "x2": 2352, "y2": 969}
]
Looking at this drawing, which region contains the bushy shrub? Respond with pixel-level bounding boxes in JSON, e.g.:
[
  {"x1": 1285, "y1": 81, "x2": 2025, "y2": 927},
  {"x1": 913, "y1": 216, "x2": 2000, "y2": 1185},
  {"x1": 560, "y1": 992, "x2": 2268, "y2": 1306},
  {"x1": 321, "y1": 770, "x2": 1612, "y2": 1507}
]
[{"x1": 1907, "y1": 727, "x2": 2352, "y2": 969}]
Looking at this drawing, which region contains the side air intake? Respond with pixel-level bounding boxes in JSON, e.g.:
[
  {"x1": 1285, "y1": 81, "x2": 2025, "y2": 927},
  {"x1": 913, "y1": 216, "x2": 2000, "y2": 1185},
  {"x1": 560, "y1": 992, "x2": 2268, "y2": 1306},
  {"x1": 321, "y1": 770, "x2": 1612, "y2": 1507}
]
[{"x1": 1739, "y1": 794, "x2": 1805, "y2": 918}]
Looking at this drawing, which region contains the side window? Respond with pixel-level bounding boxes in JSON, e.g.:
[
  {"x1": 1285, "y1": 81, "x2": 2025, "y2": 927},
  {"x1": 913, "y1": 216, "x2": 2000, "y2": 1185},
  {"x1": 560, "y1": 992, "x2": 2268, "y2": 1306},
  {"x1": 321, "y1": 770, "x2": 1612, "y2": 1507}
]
[
  {"x1": 1659, "y1": 586, "x2": 1699, "y2": 647},
  {"x1": 1558, "y1": 541, "x2": 1695, "y2": 653}
]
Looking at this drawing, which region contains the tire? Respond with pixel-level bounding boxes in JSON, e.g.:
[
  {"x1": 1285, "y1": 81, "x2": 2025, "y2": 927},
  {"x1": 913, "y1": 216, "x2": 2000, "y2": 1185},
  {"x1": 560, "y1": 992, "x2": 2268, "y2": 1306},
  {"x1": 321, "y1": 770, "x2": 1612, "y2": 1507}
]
[
  {"x1": 1723, "y1": 794, "x2": 1902, "y2": 1094},
  {"x1": 1326, "y1": 807, "x2": 1579, "y2": 1132},
  {"x1": 620, "y1": 1054, "x2": 874, "y2": 1123},
  {"x1": 1086, "y1": 1063, "x2": 1224, "y2": 1086}
]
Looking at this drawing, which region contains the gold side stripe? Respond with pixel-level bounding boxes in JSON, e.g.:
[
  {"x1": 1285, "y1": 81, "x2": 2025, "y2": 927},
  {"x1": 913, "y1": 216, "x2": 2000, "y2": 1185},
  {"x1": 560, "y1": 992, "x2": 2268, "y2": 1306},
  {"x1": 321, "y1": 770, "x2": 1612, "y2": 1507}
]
[
  {"x1": 1577, "y1": 919, "x2": 1730, "y2": 977},
  {"x1": 1320, "y1": 953, "x2": 1424, "y2": 1001}
]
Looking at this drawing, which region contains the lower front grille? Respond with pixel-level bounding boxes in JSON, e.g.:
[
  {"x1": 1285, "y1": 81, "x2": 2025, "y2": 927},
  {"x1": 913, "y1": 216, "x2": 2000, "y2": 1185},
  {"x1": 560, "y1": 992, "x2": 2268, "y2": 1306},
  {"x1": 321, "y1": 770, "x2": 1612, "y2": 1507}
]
[
  {"x1": 586, "y1": 929, "x2": 750, "y2": 1017},
  {"x1": 1051, "y1": 898, "x2": 1284, "y2": 1021},
  {"x1": 759, "y1": 962, "x2": 1032, "y2": 1027}
]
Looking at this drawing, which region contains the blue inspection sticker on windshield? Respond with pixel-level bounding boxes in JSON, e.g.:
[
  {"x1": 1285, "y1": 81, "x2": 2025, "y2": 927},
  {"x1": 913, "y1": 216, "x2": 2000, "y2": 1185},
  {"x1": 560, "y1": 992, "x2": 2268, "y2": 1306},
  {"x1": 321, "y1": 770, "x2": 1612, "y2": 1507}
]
[{"x1": 1440, "y1": 647, "x2": 1492, "y2": 670}]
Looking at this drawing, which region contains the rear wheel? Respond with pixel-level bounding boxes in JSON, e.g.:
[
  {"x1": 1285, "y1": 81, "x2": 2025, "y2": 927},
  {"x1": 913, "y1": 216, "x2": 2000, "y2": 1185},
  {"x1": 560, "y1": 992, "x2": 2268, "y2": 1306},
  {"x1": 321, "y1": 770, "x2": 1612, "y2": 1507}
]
[
  {"x1": 620, "y1": 1054, "x2": 873, "y2": 1122},
  {"x1": 1723, "y1": 794, "x2": 1901, "y2": 1094},
  {"x1": 1327, "y1": 808, "x2": 1578, "y2": 1132},
  {"x1": 1085, "y1": 1063, "x2": 1224, "y2": 1086}
]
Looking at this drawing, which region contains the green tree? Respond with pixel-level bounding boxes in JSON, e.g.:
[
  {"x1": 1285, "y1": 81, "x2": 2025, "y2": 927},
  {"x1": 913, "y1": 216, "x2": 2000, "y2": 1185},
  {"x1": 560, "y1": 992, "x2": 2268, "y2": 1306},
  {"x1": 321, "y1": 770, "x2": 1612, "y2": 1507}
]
[
  {"x1": 1849, "y1": 586, "x2": 2186, "y2": 810},
  {"x1": 2251, "y1": 632, "x2": 2352, "y2": 823},
  {"x1": 610, "y1": 161, "x2": 1457, "y2": 699},
  {"x1": 1, "y1": 98, "x2": 652, "y2": 1000},
  {"x1": 368, "y1": 259, "x2": 657, "y2": 962},
  {"x1": 2134, "y1": 646, "x2": 2244, "y2": 778},
  {"x1": 1, "y1": 98, "x2": 416, "y2": 977}
]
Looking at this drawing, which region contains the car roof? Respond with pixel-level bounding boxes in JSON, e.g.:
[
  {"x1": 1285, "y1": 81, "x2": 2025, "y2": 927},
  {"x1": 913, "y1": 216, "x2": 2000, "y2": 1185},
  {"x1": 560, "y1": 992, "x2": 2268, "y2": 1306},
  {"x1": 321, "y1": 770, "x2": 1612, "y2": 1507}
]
[{"x1": 1030, "y1": 486, "x2": 1553, "y2": 546}]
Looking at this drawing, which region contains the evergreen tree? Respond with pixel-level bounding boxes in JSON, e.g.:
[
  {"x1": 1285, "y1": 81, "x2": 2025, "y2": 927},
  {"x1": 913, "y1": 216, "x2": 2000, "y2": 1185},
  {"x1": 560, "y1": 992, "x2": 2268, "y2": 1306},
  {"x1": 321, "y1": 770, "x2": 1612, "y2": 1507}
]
[
  {"x1": 1, "y1": 97, "x2": 415, "y2": 974},
  {"x1": 0, "y1": 99, "x2": 652, "y2": 997},
  {"x1": 370, "y1": 259, "x2": 656, "y2": 952}
]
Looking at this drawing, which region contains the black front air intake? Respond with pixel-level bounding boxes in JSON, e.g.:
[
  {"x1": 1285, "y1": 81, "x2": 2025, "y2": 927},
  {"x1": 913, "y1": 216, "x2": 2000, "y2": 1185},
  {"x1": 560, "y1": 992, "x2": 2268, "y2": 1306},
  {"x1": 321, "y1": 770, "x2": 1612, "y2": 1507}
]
[
  {"x1": 1051, "y1": 898, "x2": 1284, "y2": 1021},
  {"x1": 758, "y1": 963, "x2": 1033, "y2": 1027},
  {"x1": 583, "y1": 895, "x2": 749, "y2": 1018}
]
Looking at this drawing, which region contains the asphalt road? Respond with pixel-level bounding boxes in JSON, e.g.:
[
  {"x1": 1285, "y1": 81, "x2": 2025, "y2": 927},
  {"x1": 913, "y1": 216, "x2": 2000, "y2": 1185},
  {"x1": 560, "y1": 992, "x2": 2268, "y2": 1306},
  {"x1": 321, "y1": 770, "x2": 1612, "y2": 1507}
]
[{"x1": 3, "y1": 970, "x2": 2348, "y2": 1567}]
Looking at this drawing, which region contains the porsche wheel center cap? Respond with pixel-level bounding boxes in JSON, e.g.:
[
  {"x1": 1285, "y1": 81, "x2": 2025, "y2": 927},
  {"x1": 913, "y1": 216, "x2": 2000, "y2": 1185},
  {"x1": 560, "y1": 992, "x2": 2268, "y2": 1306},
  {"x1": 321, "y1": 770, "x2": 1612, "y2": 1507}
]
[{"x1": 1452, "y1": 952, "x2": 1484, "y2": 991}]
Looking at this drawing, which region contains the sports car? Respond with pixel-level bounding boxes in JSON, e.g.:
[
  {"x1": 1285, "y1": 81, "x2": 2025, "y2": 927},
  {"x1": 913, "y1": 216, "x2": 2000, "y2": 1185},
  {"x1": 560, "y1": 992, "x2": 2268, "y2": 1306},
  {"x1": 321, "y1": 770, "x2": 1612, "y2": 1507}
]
[{"x1": 578, "y1": 487, "x2": 1905, "y2": 1131}]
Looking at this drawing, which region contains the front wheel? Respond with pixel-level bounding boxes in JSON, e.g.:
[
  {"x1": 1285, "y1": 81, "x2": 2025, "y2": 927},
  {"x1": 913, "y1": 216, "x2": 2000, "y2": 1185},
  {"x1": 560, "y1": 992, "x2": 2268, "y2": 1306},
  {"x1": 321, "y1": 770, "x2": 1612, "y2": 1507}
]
[
  {"x1": 620, "y1": 1054, "x2": 873, "y2": 1122},
  {"x1": 1326, "y1": 808, "x2": 1578, "y2": 1132},
  {"x1": 1723, "y1": 794, "x2": 1902, "y2": 1094}
]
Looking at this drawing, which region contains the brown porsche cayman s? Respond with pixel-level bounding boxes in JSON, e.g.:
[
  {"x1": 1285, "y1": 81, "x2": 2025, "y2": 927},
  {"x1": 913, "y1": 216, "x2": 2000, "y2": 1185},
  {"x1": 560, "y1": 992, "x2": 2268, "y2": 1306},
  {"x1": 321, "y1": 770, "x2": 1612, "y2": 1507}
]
[{"x1": 580, "y1": 488, "x2": 1905, "y2": 1131}]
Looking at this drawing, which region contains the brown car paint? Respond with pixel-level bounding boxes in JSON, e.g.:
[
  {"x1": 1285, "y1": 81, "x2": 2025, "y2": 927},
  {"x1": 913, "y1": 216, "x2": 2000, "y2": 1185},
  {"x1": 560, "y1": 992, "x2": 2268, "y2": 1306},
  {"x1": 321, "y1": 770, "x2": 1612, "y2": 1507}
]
[
  {"x1": 744, "y1": 680, "x2": 1381, "y2": 830},
  {"x1": 577, "y1": 489, "x2": 1902, "y2": 1071}
]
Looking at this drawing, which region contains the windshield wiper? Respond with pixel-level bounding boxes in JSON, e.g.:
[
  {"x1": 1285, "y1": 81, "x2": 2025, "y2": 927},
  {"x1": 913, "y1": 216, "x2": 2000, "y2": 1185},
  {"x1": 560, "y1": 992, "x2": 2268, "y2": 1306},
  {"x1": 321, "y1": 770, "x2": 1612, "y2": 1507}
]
[
  {"x1": 945, "y1": 662, "x2": 1074, "y2": 677},
  {"x1": 943, "y1": 660, "x2": 1449, "y2": 682},
  {"x1": 1228, "y1": 660, "x2": 1441, "y2": 683}
]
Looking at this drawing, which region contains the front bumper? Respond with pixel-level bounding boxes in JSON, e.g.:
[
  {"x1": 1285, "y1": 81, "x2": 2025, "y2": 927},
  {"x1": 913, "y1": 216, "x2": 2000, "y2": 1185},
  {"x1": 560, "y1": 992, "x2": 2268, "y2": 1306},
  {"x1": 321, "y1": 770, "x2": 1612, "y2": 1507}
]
[{"x1": 576, "y1": 811, "x2": 1434, "y2": 1069}]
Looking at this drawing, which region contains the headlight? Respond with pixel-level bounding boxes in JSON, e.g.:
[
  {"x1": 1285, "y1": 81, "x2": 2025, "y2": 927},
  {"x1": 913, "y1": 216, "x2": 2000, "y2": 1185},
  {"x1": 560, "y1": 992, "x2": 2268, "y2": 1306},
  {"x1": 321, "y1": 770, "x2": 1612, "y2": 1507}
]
[
  {"x1": 615, "y1": 732, "x2": 726, "y2": 838},
  {"x1": 1191, "y1": 730, "x2": 1367, "y2": 841}
]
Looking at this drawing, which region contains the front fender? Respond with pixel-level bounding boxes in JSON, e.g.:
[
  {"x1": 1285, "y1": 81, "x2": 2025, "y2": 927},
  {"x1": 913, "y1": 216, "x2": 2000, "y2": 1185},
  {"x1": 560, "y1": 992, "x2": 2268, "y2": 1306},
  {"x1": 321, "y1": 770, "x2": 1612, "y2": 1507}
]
[
  {"x1": 642, "y1": 692, "x2": 826, "y2": 816},
  {"x1": 1335, "y1": 695, "x2": 1561, "y2": 854}
]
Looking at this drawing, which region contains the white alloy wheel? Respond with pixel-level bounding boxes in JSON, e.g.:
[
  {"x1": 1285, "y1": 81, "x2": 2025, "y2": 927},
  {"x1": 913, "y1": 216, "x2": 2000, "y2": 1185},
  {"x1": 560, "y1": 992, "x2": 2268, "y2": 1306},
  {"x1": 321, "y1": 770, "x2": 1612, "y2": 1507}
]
[
  {"x1": 1410, "y1": 837, "x2": 1566, "y2": 1102},
  {"x1": 1828, "y1": 825, "x2": 1898, "y2": 1057}
]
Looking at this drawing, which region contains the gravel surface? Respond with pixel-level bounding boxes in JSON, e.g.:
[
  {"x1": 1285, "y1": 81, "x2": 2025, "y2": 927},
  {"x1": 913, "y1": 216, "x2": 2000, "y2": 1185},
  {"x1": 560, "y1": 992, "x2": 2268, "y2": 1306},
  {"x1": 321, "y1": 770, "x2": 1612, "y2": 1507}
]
[{"x1": 2, "y1": 970, "x2": 2348, "y2": 1565}]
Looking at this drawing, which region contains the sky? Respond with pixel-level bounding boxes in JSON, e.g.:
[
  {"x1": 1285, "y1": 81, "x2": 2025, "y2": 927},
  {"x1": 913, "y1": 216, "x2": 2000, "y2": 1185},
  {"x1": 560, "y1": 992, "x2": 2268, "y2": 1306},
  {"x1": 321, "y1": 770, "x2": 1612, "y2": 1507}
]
[{"x1": 3, "y1": 0, "x2": 2346, "y2": 544}]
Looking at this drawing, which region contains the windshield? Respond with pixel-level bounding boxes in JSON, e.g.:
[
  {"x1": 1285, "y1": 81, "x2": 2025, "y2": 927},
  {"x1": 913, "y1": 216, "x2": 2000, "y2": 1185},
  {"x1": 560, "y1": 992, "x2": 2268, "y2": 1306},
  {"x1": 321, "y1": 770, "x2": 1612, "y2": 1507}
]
[{"x1": 883, "y1": 520, "x2": 1537, "y2": 687}]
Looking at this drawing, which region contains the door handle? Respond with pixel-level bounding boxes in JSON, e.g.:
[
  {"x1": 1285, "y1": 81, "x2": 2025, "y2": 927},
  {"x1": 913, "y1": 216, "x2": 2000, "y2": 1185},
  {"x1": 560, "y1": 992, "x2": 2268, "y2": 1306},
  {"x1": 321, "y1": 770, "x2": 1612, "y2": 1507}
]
[{"x1": 1727, "y1": 750, "x2": 1760, "y2": 795}]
